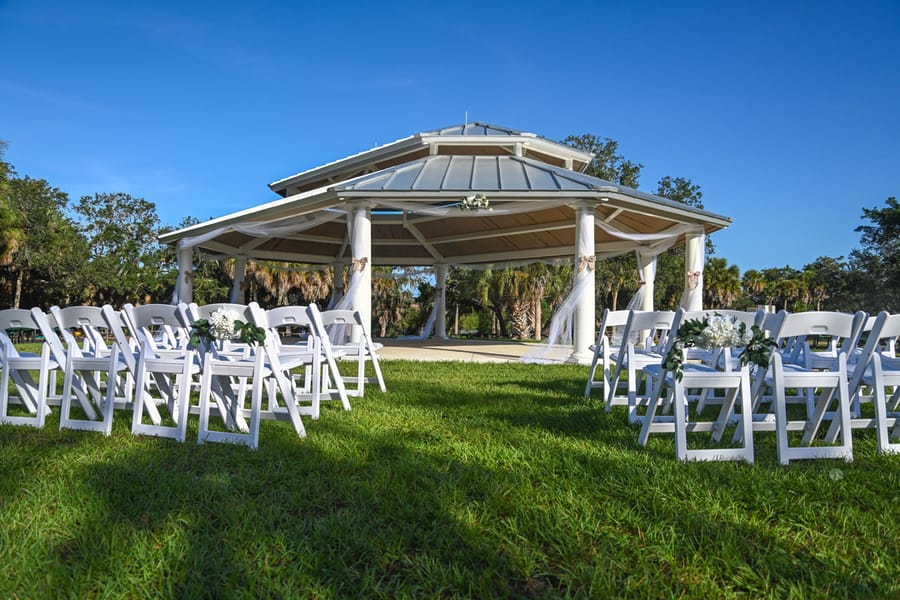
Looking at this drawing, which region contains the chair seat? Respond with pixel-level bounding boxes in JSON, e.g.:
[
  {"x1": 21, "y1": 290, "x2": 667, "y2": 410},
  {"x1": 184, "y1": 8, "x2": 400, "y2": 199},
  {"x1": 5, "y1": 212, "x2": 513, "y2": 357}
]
[
  {"x1": 332, "y1": 341, "x2": 384, "y2": 353},
  {"x1": 645, "y1": 362, "x2": 721, "y2": 379}
]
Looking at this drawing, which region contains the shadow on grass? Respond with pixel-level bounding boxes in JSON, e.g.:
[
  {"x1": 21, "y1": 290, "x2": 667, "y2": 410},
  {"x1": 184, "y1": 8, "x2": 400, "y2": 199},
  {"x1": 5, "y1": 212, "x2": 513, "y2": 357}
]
[{"x1": 1, "y1": 359, "x2": 899, "y2": 597}]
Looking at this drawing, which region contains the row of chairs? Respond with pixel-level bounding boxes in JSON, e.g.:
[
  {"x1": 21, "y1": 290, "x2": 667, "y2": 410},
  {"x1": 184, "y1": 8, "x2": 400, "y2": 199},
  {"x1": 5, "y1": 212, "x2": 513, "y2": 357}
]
[
  {"x1": 0, "y1": 302, "x2": 386, "y2": 450},
  {"x1": 585, "y1": 307, "x2": 900, "y2": 464}
]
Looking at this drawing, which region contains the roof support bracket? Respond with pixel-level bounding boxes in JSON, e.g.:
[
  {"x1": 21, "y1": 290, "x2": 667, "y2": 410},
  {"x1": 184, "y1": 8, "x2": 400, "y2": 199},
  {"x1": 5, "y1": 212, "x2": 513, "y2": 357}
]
[{"x1": 403, "y1": 213, "x2": 445, "y2": 262}]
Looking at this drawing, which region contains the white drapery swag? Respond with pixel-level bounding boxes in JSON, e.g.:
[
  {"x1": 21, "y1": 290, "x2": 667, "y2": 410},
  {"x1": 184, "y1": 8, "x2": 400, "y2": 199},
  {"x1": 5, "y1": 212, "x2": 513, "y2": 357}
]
[
  {"x1": 679, "y1": 232, "x2": 706, "y2": 310},
  {"x1": 170, "y1": 199, "x2": 565, "y2": 303},
  {"x1": 325, "y1": 258, "x2": 370, "y2": 345},
  {"x1": 331, "y1": 264, "x2": 441, "y2": 342},
  {"x1": 172, "y1": 209, "x2": 346, "y2": 303},
  {"x1": 522, "y1": 223, "x2": 704, "y2": 364},
  {"x1": 521, "y1": 270, "x2": 594, "y2": 364}
]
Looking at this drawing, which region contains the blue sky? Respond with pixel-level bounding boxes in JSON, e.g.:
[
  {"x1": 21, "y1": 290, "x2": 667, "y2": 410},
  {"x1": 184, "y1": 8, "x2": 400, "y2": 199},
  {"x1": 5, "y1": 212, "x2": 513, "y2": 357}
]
[{"x1": 1, "y1": 0, "x2": 898, "y2": 272}]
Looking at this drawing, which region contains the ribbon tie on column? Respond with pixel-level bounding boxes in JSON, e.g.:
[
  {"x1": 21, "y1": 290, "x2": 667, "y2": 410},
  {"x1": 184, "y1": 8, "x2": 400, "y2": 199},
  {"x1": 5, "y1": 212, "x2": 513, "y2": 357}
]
[
  {"x1": 687, "y1": 271, "x2": 702, "y2": 290},
  {"x1": 577, "y1": 255, "x2": 596, "y2": 272},
  {"x1": 351, "y1": 257, "x2": 368, "y2": 272}
]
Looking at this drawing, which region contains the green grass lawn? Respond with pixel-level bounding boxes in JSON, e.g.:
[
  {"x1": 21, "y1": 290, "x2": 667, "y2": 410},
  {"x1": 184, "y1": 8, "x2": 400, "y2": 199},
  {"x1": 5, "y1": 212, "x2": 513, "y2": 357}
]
[{"x1": 1, "y1": 360, "x2": 898, "y2": 598}]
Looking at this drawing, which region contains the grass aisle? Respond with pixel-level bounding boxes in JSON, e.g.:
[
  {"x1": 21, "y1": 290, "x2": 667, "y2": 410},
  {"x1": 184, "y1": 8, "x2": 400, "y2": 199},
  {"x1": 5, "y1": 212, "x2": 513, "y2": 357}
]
[{"x1": 1, "y1": 360, "x2": 898, "y2": 598}]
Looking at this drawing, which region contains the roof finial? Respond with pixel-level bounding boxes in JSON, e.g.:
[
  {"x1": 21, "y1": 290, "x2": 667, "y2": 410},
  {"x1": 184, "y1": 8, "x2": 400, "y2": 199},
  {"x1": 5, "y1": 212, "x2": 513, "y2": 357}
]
[{"x1": 464, "y1": 111, "x2": 468, "y2": 130}]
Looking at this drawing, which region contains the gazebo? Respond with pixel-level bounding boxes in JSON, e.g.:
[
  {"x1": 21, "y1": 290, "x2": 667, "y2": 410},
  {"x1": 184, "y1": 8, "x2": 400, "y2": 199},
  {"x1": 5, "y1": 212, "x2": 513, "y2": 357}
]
[{"x1": 160, "y1": 123, "x2": 732, "y2": 362}]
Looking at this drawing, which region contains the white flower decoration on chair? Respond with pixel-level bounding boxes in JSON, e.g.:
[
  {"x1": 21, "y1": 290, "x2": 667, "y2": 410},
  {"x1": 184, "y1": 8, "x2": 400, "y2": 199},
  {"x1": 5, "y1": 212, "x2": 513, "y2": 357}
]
[
  {"x1": 699, "y1": 315, "x2": 754, "y2": 348},
  {"x1": 663, "y1": 314, "x2": 776, "y2": 381},
  {"x1": 207, "y1": 308, "x2": 238, "y2": 340},
  {"x1": 190, "y1": 308, "x2": 267, "y2": 348}
]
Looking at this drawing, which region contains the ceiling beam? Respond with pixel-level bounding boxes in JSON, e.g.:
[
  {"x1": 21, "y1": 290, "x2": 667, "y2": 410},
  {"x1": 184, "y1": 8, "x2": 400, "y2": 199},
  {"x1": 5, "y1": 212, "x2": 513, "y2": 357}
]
[
  {"x1": 430, "y1": 220, "x2": 574, "y2": 245},
  {"x1": 452, "y1": 246, "x2": 576, "y2": 264},
  {"x1": 373, "y1": 238, "x2": 425, "y2": 246},
  {"x1": 402, "y1": 215, "x2": 445, "y2": 261},
  {"x1": 602, "y1": 207, "x2": 624, "y2": 223}
]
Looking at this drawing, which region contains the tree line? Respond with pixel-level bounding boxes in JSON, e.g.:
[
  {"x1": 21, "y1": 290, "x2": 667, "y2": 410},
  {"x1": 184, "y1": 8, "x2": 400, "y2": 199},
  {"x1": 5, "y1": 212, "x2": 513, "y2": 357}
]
[{"x1": 1, "y1": 138, "x2": 896, "y2": 338}]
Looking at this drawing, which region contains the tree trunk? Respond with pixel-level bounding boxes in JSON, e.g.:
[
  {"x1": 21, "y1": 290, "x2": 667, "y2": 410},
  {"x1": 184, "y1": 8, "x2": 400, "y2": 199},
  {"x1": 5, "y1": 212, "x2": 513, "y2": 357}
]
[
  {"x1": 510, "y1": 299, "x2": 530, "y2": 340},
  {"x1": 611, "y1": 288, "x2": 619, "y2": 311},
  {"x1": 492, "y1": 306, "x2": 509, "y2": 338},
  {"x1": 13, "y1": 270, "x2": 23, "y2": 309},
  {"x1": 454, "y1": 304, "x2": 459, "y2": 336},
  {"x1": 533, "y1": 294, "x2": 542, "y2": 341}
]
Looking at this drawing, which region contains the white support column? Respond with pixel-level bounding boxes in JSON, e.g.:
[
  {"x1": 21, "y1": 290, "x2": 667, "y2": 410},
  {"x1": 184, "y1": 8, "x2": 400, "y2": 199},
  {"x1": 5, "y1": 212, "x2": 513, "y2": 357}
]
[
  {"x1": 571, "y1": 201, "x2": 596, "y2": 364},
  {"x1": 330, "y1": 261, "x2": 345, "y2": 308},
  {"x1": 638, "y1": 251, "x2": 656, "y2": 312},
  {"x1": 680, "y1": 230, "x2": 705, "y2": 311},
  {"x1": 349, "y1": 201, "x2": 373, "y2": 341},
  {"x1": 436, "y1": 263, "x2": 448, "y2": 339},
  {"x1": 176, "y1": 245, "x2": 193, "y2": 304},
  {"x1": 230, "y1": 256, "x2": 247, "y2": 304}
]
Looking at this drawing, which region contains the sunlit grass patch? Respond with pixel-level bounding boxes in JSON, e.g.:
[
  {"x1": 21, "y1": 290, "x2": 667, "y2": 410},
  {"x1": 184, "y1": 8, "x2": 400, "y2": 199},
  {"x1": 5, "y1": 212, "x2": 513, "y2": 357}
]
[{"x1": 1, "y1": 360, "x2": 898, "y2": 598}]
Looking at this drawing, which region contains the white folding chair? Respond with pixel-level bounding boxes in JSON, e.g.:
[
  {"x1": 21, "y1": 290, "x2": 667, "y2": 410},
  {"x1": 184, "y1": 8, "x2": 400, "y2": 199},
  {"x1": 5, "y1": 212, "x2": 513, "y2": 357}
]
[
  {"x1": 122, "y1": 303, "x2": 189, "y2": 354},
  {"x1": 306, "y1": 304, "x2": 354, "y2": 408},
  {"x1": 827, "y1": 311, "x2": 900, "y2": 454},
  {"x1": 640, "y1": 356, "x2": 755, "y2": 463},
  {"x1": 197, "y1": 345, "x2": 268, "y2": 450},
  {"x1": 123, "y1": 303, "x2": 199, "y2": 442},
  {"x1": 0, "y1": 309, "x2": 57, "y2": 428},
  {"x1": 318, "y1": 307, "x2": 386, "y2": 396},
  {"x1": 684, "y1": 309, "x2": 764, "y2": 414},
  {"x1": 101, "y1": 304, "x2": 143, "y2": 395},
  {"x1": 250, "y1": 303, "x2": 351, "y2": 415},
  {"x1": 748, "y1": 310, "x2": 865, "y2": 464},
  {"x1": 638, "y1": 308, "x2": 755, "y2": 462},
  {"x1": 30, "y1": 307, "x2": 99, "y2": 418},
  {"x1": 248, "y1": 302, "x2": 323, "y2": 437},
  {"x1": 605, "y1": 310, "x2": 676, "y2": 424},
  {"x1": 182, "y1": 302, "x2": 266, "y2": 435},
  {"x1": 48, "y1": 305, "x2": 128, "y2": 435},
  {"x1": 584, "y1": 309, "x2": 630, "y2": 399}
]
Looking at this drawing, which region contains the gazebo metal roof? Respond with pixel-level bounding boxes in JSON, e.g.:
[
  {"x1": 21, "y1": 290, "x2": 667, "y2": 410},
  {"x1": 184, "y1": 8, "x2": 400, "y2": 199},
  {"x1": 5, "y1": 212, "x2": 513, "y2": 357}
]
[
  {"x1": 268, "y1": 122, "x2": 595, "y2": 197},
  {"x1": 160, "y1": 147, "x2": 731, "y2": 267}
]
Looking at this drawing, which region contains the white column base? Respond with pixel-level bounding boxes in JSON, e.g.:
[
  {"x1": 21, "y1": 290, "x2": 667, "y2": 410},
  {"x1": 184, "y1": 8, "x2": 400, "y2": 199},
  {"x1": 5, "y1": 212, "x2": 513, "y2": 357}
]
[{"x1": 567, "y1": 350, "x2": 594, "y2": 365}]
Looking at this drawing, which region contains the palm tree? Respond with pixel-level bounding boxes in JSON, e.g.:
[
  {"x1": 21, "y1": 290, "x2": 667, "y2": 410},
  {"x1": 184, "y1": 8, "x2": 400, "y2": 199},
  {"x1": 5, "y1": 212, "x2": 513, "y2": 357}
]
[
  {"x1": 0, "y1": 200, "x2": 23, "y2": 267},
  {"x1": 773, "y1": 278, "x2": 801, "y2": 312},
  {"x1": 244, "y1": 261, "x2": 331, "y2": 307},
  {"x1": 596, "y1": 254, "x2": 637, "y2": 310},
  {"x1": 703, "y1": 258, "x2": 741, "y2": 308},
  {"x1": 496, "y1": 268, "x2": 533, "y2": 339},
  {"x1": 371, "y1": 267, "x2": 414, "y2": 337},
  {"x1": 741, "y1": 269, "x2": 767, "y2": 307},
  {"x1": 0, "y1": 143, "x2": 22, "y2": 266}
]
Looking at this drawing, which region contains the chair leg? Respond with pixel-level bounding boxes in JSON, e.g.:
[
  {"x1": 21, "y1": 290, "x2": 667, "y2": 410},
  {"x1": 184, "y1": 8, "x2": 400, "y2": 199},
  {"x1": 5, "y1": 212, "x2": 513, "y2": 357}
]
[
  {"x1": 637, "y1": 374, "x2": 669, "y2": 446},
  {"x1": 673, "y1": 378, "x2": 689, "y2": 461},
  {"x1": 584, "y1": 347, "x2": 602, "y2": 397},
  {"x1": 773, "y1": 369, "x2": 792, "y2": 465},
  {"x1": 371, "y1": 349, "x2": 386, "y2": 393},
  {"x1": 802, "y1": 387, "x2": 838, "y2": 445}
]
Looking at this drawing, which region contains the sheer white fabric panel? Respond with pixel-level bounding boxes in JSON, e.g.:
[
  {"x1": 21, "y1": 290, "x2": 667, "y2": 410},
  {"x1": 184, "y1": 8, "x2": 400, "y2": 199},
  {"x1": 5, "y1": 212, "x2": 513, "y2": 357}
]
[{"x1": 679, "y1": 232, "x2": 706, "y2": 310}]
